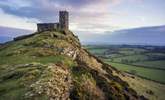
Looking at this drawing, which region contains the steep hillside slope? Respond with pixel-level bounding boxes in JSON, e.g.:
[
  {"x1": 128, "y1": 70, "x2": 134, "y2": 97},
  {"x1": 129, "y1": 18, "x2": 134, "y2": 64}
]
[{"x1": 0, "y1": 30, "x2": 146, "y2": 100}]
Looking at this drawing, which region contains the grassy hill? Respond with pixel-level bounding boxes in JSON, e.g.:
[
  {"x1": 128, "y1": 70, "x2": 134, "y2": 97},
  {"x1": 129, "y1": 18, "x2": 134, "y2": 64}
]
[
  {"x1": 106, "y1": 62, "x2": 165, "y2": 83},
  {"x1": 0, "y1": 30, "x2": 145, "y2": 100},
  {"x1": 114, "y1": 71, "x2": 165, "y2": 100}
]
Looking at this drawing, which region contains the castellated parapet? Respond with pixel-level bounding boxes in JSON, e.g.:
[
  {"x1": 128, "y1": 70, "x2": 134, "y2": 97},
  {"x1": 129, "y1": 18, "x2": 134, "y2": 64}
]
[
  {"x1": 37, "y1": 23, "x2": 59, "y2": 32},
  {"x1": 37, "y1": 11, "x2": 69, "y2": 32}
]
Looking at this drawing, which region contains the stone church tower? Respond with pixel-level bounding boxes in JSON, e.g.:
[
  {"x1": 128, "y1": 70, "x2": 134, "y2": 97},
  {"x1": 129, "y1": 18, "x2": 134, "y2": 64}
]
[
  {"x1": 59, "y1": 11, "x2": 69, "y2": 30},
  {"x1": 37, "y1": 11, "x2": 69, "y2": 32}
]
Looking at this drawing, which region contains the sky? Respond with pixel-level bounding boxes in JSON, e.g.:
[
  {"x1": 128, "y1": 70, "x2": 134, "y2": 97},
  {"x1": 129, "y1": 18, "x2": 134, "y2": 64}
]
[{"x1": 0, "y1": 0, "x2": 165, "y2": 34}]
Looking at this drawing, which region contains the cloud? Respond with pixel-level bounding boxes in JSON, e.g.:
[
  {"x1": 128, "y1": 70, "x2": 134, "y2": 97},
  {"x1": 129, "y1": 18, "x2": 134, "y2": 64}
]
[
  {"x1": 0, "y1": 0, "x2": 119, "y2": 32},
  {"x1": 0, "y1": 8, "x2": 40, "y2": 30},
  {"x1": 0, "y1": 0, "x2": 32, "y2": 9},
  {"x1": 0, "y1": 0, "x2": 164, "y2": 34}
]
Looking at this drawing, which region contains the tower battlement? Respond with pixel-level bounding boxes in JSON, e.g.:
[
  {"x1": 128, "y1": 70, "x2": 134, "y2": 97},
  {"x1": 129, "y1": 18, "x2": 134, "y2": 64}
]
[{"x1": 37, "y1": 11, "x2": 69, "y2": 32}]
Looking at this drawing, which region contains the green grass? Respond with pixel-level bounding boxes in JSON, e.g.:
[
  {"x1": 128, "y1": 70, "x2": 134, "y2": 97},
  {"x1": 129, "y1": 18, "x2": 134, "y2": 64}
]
[
  {"x1": 0, "y1": 79, "x2": 26, "y2": 100},
  {"x1": 118, "y1": 50, "x2": 135, "y2": 55},
  {"x1": 0, "y1": 32, "x2": 75, "y2": 67},
  {"x1": 110, "y1": 52, "x2": 165, "y2": 63},
  {"x1": 106, "y1": 61, "x2": 165, "y2": 83},
  {"x1": 87, "y1": 48, "x2": 108, "y2": 55},
  {"x1": 118, "y1": 48, "x2": 147, "y2": 55},
  {"x1": 133, "y1": 60, "x2": 165, "y2": 69},
  {"x1": 116, "y1": 71, "x2": 165, "y2": 100},
  {"x1": 112, "y1": 55, "x2": 149, "y2": 63},
  {"x1": 0, "y1": 63, "x2": 47, "y2": 100},
  {"x1": 0, "y1": 53, "x2": 73, "y2": 66}
]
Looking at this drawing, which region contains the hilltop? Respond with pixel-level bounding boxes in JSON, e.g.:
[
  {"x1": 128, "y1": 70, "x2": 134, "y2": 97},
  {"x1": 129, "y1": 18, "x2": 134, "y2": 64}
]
[{"x1": 0, "y1": 30, "x2": 146, "y2": 100}]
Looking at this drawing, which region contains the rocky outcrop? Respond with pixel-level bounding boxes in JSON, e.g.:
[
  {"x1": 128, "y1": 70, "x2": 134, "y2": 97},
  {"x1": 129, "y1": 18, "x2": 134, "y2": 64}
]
[
  {"x1": 25, "y1": 64, "x2": 72, "y2": 100},
  {"x1": 61, "y1": 47, "x2": 79, "y2": 60}
]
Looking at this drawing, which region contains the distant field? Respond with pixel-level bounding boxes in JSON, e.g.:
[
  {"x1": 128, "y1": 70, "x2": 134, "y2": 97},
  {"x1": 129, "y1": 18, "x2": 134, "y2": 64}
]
[
  {"x1": 111, "y1": 53, "x2": 165, "y2": 63},
  {"x1": 106, "y1": 61, "x2": 165, "y2": 83},
  {"x1": 85, "y1": 45, "x2": 165, "y2": 99},
  {"x1": 85, "y1": 45, "x2": 165, "y2": 83},
  {"x1": 87, "y1": 48, "x2": 108, "y2": 55},
  {"x1": 112, "y1": 55, "x2": 149, "y2": 63},
  {"x1": 133, "y1": 60, "x2": 165, "y2": 70}
]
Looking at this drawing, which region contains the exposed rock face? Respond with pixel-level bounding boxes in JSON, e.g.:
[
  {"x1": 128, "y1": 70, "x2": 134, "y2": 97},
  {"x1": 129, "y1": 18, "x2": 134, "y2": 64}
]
[
  {"x1": 61, "y1": 47, "x2": 78, "y2": 60},
  {"x1": 0, "y1": 30, "x2": 147, "y2": 100},
  {"x1": 25, "y1": 64, "x2": 71, "y2": 100}
]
